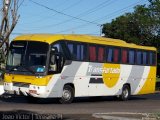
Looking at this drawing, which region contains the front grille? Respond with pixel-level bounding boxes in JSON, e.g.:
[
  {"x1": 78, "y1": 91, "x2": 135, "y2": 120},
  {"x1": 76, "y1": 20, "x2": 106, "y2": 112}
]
[{"x1": 13, "y1": 82, "x2": 30, "y2": 88}]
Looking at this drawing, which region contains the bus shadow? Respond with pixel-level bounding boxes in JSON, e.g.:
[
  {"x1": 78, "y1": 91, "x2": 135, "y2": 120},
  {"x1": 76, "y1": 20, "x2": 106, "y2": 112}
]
[
  {"x1": 73, "y1": 96, "x2": 147, "y2": 103},
  {"x1": 0, "y1": 95, "x2": 59, "y2": 104},
  {"x1": 0, "y1": 94, "x2": 154, "y2": 104}
]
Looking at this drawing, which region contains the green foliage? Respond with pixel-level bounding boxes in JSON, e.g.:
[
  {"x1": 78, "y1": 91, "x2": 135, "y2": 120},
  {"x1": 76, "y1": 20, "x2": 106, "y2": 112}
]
[{"x1": 102, "y1": 0, "x2": 160, "y2": 49}]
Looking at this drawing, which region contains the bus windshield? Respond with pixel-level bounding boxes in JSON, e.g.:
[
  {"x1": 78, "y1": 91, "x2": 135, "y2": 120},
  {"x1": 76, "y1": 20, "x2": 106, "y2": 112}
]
[{"x1": 6, "y1": 41, "x2": 49, "y2": 74}]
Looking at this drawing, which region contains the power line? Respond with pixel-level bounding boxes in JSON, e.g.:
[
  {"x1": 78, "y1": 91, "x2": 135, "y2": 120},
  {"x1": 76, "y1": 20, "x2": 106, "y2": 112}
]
[
  {"x1": 60, "y1": 0, "x2": 83, "y2": 12},
  {"x1": 95, "y1": 0, "x2": 148, "y2": 23},
  {"x1": 21, "y1": 0, "x2": 83, "y2": 25},
  {"x1": 29, "y1": 0, "x2": 100, "y2": 26},
  {"x1": 18, "y1": 0, "x2": 115, "y2": 31},
  {"x1": 49, "y1": 0, "x2": 115, "y2": 27},
  {"x1": 20, "y1": 0, "x2": 72, "y2": 23},
  {"x1": 13, "y1": 0, "x2": 148, "y2": 35},
  {"x1": 18, "y1": 0, "x2": 25, "y2": 9},
  {"x1": 75, "y1": 0, "x2": 114, "y2": 17},
  {"x1": 55, "y1": 0, "x2": 147, "y2": 34}
]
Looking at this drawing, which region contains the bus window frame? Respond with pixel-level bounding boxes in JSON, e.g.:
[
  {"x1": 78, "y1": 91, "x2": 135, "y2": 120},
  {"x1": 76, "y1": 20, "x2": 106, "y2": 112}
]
[{"x1": 49, "y1": 40, "x2": 157, "y2": 66}]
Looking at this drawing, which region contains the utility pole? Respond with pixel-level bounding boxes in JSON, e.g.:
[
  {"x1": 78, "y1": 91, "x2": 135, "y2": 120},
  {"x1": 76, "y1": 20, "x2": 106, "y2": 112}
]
[{"x1": 100, "y1": 24, "x2": 104, "y2": 36}]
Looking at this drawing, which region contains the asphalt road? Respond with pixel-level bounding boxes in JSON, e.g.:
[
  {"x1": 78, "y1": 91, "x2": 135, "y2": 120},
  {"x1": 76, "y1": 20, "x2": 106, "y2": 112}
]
[{"x1": 0, "y1": 93, "x2": 160, "y2": 115}]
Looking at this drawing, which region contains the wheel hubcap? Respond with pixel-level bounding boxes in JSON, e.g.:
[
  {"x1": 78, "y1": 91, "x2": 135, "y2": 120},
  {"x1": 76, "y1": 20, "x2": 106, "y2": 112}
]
[
  {"x1": 62, "y1": 90, "x2": 71, "y2": 101},
  {"x1": 123, "y1": 88, "x2": 129, "y2": 98}
]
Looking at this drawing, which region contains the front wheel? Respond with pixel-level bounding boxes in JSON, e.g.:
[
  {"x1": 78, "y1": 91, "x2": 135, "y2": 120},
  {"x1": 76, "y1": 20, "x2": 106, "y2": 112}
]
[
  {"x1": 120, "y1": 85, "x2": 130, "y2": 101},
  {"x1": 59, "y1": 85, "x2": 74, "y2": 104}
]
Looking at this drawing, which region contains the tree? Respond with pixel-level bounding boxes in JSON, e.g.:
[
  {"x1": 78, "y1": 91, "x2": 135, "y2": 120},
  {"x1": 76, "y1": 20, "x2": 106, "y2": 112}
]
[
  {"x1": 102, "y1": 0, "x2": 160, "y2": 48},
  {"x1": 102, "y1": 0, "x2": 160, "y2": 76},
  {"x1": 0, "y1": 0, "x2": 20, "y2": 66}
]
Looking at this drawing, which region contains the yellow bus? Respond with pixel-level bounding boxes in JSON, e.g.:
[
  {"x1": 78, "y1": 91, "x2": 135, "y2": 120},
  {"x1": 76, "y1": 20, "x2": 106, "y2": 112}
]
[{"x1": 4, "y1": 34, "x2": 157, "y2": 103}]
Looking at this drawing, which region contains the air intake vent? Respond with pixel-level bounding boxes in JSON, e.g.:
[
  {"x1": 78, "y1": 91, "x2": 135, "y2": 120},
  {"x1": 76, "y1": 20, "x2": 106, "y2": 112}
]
[{"x1": 13, "y1": 82, "x2": 30, "y2": 88}]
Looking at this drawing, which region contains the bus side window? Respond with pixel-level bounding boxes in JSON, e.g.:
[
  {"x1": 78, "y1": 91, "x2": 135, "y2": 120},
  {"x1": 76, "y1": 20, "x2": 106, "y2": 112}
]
[
  {"x1": 53, "y1": 44, "x2": 61, "y2": 52},
  {"x1": 49, "y1": 54, "x2": 57, "y2": 72},
  {"x1": 67, "y1": 43, "x2": 74, "y2": 58},
  {"x1": 142, "y1": 51, "x2": 148, "y2": 65},
  {"x1": 49, "y1": 43, "x2": 64, "y2": 73},
  {"x1": 106, "y1": 47, "x2": 113, "y2": 62},
  {"x1": 122, "y1": 49, "x2": 128, "y2": 64},
  {"x1": 81, "y1": 44, "x2": 88, "y2": 61},
  {"x1": 49, "y1": 47, "x2": 58, "y2": 73},
  {"x1": 98, "y1": 46, "x2": 105, "y2": 62},
  {"x1": 76, "y1": 44, "x2": 87, "y2": 61},
  {"x1": 136, "y1": 51, "x2": 142, "y2": 65},
  {"x1": 89, "y1": 45, "x2": 96, "y2": 62},
  {"x1": 149, "y1": 52, "x2": 156, "y2": 66},
  {"x1": 113, "y1": 48, "x2": 121, "y2": 63},
  {"x1": 67, "y1": 42, "x2": 87, "y2": 61},
  {"x1": 128, "y1": 50, "x2": 135, "y2": 64},
  {"x1": 67, "y1": 42, "x2": 77, "y2": 60},
  {"x1": 67, "y1": 43, "x2": 73, "y2": 53}
]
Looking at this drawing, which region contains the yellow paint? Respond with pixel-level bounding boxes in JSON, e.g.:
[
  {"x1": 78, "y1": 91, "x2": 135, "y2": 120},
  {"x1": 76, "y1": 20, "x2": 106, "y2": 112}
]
[
  {"x1": 138, "y1": 67, "x2": 156, "y2": 94},
  {"x1": 4, "y1": 74, "x2": 52, "y2": 86},
  {"x1": 14, "y1": 34, "x2": 156, "y2": 51},
  {"x1": 102, "y1": 63, "x2": 120, "y2": 88}
]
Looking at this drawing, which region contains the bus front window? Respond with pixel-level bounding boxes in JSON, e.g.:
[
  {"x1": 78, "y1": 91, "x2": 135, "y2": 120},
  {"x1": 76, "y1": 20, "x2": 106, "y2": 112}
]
[
  {"x1": 7, "y1": 43, "x2": 25, "y2": 66},
  {"x1": 29, "y1": 54, "x2": 46, "y2": 66},
  {"x1": 6, "y1": 41, "x2": 49, "y2": 75}
]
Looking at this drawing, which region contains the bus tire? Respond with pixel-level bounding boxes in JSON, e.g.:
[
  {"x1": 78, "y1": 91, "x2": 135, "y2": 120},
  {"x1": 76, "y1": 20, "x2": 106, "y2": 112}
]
[
  {"x1": 59, "y1": 85, "x2": 74, "y2": 104},
  {"x1": 120, "y1": 85, "x2": 130, "y2": 101}
]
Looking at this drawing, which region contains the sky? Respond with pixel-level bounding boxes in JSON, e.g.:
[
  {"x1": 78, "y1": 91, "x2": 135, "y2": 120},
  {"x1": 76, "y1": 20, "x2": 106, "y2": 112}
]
[{"x1": 1, "y1": 0, "x2": 149, "y2": 40}]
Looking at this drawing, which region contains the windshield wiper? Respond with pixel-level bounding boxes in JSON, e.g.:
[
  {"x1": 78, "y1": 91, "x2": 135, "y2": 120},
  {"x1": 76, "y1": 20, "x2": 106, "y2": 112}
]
[{"x1": 8, "y1": 65, "x2": 21, "y2": 72}]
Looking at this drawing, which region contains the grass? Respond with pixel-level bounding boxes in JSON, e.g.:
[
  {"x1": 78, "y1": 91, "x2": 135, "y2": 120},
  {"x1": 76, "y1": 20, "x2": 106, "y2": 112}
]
[{"x1": 149, "y1": 113, "x2": 160, "y2": 119}]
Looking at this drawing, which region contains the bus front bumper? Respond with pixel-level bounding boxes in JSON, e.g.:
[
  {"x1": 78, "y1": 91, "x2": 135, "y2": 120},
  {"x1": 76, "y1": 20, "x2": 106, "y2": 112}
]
[{"x1": 4, "y1": 82, "x2": 49, "y2": 98}]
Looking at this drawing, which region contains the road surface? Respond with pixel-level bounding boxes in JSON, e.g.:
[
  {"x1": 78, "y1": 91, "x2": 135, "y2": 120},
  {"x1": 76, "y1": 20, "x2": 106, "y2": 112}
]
[{"x1": 0, "y1": 93, "x2": 160, "y2": 119}]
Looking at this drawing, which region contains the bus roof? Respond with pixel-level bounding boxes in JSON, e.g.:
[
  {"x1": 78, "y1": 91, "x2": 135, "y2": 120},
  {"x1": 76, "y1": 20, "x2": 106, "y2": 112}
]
[{"x1": 14, "y1": 34, "x2": 156, "y2": 51}]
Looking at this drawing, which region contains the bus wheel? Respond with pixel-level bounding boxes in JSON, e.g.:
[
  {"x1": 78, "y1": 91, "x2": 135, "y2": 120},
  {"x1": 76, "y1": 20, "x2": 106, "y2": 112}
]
[
  {"x1": 120, "y1": 85, "x2": 130, "y2": 101},
  {"x1": 59, "y1": 85, "x2": 74, "y2": 104}
]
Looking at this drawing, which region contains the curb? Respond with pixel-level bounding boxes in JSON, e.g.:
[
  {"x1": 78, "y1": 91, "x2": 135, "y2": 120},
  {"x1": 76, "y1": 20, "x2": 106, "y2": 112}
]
[{"x1": 92, "y1": 112, "x2": 159, "y2": 120}]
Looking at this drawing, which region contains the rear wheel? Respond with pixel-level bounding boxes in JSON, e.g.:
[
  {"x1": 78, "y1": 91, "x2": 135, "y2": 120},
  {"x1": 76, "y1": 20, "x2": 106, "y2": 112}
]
[
  {"x1": 59, "y1": 85, "x2": 74, "y2": 104},
  {"x1": 120, "y1": 85, "x2": 130, "y2": 101}
]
